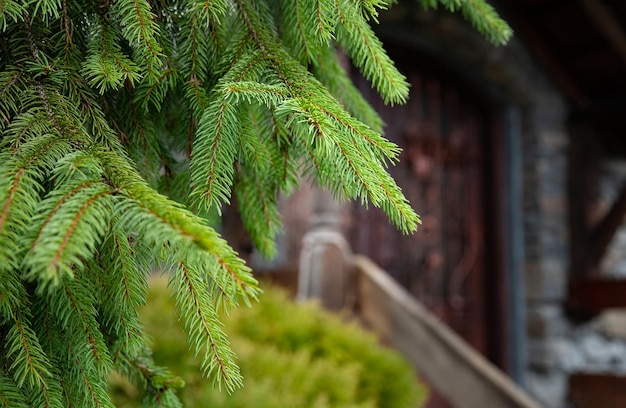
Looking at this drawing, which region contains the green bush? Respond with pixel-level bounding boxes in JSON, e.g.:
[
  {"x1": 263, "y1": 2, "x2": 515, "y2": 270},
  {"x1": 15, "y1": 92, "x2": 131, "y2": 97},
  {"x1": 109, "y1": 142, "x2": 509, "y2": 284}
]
[{"x1": 110, "y1": 277, "x2": 427, "y2": 407}]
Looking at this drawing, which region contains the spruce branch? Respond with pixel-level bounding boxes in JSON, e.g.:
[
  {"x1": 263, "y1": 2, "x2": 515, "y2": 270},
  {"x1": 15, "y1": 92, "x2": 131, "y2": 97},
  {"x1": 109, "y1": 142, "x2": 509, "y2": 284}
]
[
  {"x1": 235, "y1": 166, "x2": 282, "y2": 257},
  {"x1": 336, "y1": 0, "x2": 409, "y2": 104},
  {"x1": 0, "y1": 1, "x2": 25, "y2": 32},
  {"x1": 82, "y1": 17, "x2": 142, "y2": 94},
  {"x1": 0, "y1": 0, "x2": 510, "y2": 404},
  {"x1": 238, "y1": 104, "x2": 275, "y2": 173},
  {"x1": 110, "y1": 0, "x2": 163, "y2": 80},
  {"x1": 222, "y1": 81, "x2": 291, "y2": 107},
  {"x1": 30, "y1": 0, "x2": 63, "y2": 20},
  {"x1": 6, "y1": 309, "x2": 52, "y2": 388},
  {"x1": 0, "y1": 373, "x2": 29, "y2": 408},
  {"x1": 92, "y1": 225, "x2": 149, "y2": 353},
  {"x1": 22, "y1": 181, "x2": 113, "y2": 290},
  {"x1": 189, "y1": 93, "x2": 240, "y2": 211},
  {"x1": 60, "y1": 336, "x2": 114, "y2": 408},
  {"x1": 61, "y1": 72, "x2": 127, "y2": 154},
  {"x1": 191, "y1": 0, "x2": 229, "y2": 25},
  {"x1": 0, "y1": 71, "x2": 25, "y2": 127},
  {"x1": 169, "y1": 260, "x2": 242, "y2": 392},
  {"x1": 0, "y1": 166, "x2": 44, "y2": 270},
  {"x1": 419, "y1": 0, "x2": 512, "y2": 45},
  {"x1": 233, "y1": 104, "x2": 284, "y2": 256},
  {"x1": 53, "y1": 279, "x2": 114, "y2": 375},
  {"x1": 314, "y1": 0, "x2": 338, "y2": 41},
  {"x1": 24, "y1": 373, "x2": 64, "y2": 408},
  {"x1": 311, "y1": 48, "x2": 384, "y2": 133},
  {"x1": 279, "y1": 0, "x2": 321, "y2": 63},
  {"x1": 113, "y1": 347, "x2": 185, "y2": 402},
  {"x1": 105, "y1": 162, "x2": 259, "y2": 304},
  {"x1": 4, "y1": 109, "x2": 53, "y2": 153}
]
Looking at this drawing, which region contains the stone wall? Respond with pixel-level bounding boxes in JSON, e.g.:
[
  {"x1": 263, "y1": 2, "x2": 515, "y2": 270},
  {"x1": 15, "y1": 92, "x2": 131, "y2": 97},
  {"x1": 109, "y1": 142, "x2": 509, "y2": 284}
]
[{"x1": 521, "y1": 94, "x2": 571, "y2": 408}]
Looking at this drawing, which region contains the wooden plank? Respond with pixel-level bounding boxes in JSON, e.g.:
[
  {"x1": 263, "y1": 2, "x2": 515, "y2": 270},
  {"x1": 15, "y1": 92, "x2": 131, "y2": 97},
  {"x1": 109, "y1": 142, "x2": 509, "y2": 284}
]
[
  {"x1": 568, "y1": 279, "x2": 626, "y2": 313},
  {"x1": 593, "y1": 185, "x2": 626, "y2": 262},
  {"x1": 353, "y1": 256, "x2": 543, "y2": 408},
  {"x1": 567, "y1": 121, "x2": 602, "y2": 280},
  {"x1": 569, "y1": 372, "x2": 626, "y2": 408}
]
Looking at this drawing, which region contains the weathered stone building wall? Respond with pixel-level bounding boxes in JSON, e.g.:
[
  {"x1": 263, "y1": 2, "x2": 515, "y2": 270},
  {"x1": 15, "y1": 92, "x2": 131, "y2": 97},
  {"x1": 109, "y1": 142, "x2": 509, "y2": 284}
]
[{"x1": 521, "y1": 92, "x2": 571, "y2": 407}]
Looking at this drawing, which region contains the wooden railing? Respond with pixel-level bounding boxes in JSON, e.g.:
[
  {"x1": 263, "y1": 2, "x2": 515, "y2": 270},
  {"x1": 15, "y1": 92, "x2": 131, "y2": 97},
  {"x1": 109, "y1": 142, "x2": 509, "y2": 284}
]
[
  {"x1": 350, "y1": 256, "x2": 543, "y2": 408},
  {"x1": 297, "y1": 228, "x2": 543, "y2": 407}
]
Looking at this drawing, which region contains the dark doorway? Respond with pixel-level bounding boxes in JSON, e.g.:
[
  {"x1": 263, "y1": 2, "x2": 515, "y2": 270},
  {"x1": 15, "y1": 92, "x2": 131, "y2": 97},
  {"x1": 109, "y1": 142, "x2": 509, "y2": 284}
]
[{"x1": 348, "y1": 45, "x2": 508, "y2": 394}]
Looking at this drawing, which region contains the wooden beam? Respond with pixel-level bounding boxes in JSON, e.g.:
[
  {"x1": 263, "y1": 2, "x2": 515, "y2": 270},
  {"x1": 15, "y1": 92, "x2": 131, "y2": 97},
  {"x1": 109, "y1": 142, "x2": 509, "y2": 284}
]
[
  {"x1": 352, "y1": 256, "x2": 543, "y2": 408},
  {"x1": 592, "y1": 185, "x2": 626, "y2": 263},
  {"x1": 568, "y1": 279, "x2": 626, "y2": 313},
  {"x1": 569, "y1": 372, "x2": 626, "y2": 408},
  {"x1": 567, "y1": 121, "x2": 603, "y2": 279},
  {"x1": 579, "y1": 0, "x2": 626, "y2": 69}
]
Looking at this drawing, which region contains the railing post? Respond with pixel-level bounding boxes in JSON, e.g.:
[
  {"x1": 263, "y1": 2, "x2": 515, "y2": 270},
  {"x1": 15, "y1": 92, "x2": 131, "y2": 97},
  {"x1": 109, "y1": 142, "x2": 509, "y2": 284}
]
[{"x1": 297, "y1": 188, "x2": 353, "y2": 310}]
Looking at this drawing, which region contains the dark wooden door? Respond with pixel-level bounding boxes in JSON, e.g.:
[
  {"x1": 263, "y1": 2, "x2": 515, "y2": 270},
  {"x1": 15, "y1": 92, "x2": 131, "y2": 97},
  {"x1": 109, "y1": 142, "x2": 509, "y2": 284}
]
[{"x1": 349, "y1": 50, "x2": 507, "y2": 397}]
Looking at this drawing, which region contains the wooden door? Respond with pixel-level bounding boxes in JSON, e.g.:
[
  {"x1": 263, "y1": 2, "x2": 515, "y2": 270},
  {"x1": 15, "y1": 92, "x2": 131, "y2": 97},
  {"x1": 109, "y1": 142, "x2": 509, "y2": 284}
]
[{"x1": 349, "y1": 49, "x2": 507, "y2": 382}]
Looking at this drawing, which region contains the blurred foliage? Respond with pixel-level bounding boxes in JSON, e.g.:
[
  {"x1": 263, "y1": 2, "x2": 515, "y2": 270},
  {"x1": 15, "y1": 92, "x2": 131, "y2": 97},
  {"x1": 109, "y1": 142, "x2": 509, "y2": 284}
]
[{"x1": 110, "y1": 277, "x2": 427, "y2": 407}]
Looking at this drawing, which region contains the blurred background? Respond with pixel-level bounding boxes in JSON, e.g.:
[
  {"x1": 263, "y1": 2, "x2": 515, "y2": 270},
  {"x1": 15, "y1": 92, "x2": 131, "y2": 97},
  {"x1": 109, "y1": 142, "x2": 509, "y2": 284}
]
[{"x1": 220, "y1": 1, "x2": 626, "y2": 407}]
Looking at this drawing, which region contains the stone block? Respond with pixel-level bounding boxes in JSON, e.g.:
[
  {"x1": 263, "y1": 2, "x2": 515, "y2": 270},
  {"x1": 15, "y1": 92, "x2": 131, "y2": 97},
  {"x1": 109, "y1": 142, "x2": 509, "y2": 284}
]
[
  {"x1": 528, "y1": 339, "x2": 560, "y2": 371},
  {"x1": 528, "y1": 336, "x2": 587, "y2": 374},
  {"x1": 552, "y1": 339, "x2": 585, "y2": 373},
  {"x1": 527, "y1": 304, "x2": 567, "y2": 338},
  {"x1": 575, "y1": 332, "x2": 626, "y2": 370},
  {"x1": 540, "y1": 130, "x2": 568, "y2": 150},
  {"x1": 525, "y1": 258, "x2": 567, "y2": 302},
  {"x1": 597, "y1": 310, "x2": 626, "y2": 341}
]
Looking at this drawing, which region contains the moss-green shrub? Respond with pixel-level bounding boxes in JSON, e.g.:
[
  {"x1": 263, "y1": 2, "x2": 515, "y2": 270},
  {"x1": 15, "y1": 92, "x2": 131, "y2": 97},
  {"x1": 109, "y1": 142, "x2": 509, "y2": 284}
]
[{"x1": 110, "y1": 277, "x2": 427, "y2": 407}]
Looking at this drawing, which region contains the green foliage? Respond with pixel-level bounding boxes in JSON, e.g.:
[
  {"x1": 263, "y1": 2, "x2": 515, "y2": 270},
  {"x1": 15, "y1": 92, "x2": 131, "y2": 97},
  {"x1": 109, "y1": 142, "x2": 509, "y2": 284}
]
[
  {"x1": 418, "y1": 0, "x2": 512, "y2": 45},
  {"x1": 111, "y1": 278, "x2": 428, "y2": 407},
  {"x1": 0, "y1": 0, "x2": 509, "y2": 406}
]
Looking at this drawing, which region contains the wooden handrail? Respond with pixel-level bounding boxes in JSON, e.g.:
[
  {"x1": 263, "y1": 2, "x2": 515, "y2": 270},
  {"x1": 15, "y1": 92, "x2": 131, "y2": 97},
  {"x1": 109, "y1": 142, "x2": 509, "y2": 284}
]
[{"x1": 351, "y1": 256, "x2": 544, "y2": 408}]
